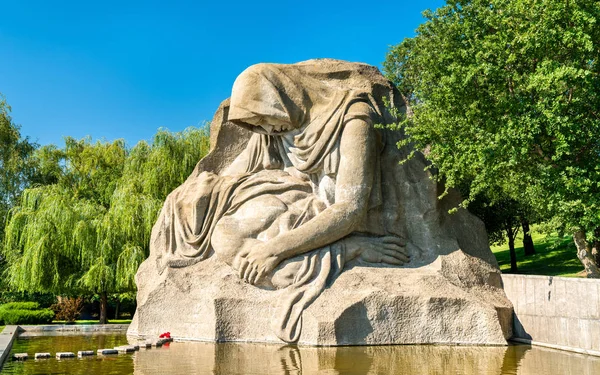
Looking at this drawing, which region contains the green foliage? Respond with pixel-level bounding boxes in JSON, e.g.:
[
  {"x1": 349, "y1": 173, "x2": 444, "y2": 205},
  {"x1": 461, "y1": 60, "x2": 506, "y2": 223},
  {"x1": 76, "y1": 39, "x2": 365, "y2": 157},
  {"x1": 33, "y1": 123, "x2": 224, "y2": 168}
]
[
  {"x1": 105, "y1": 127, "x2": 211, "y2": 290},
  {"x1": 0, "y1": 94, "x2": 38, "y2": 258},
  {"x1": 0, "y1": 95, "x2": 38, "y2": 207},
  {"x1": 384, "y1": 0, "x2": 600, "y2": 237},
  {"x1": 470, "y1": 195, "x2": 525, "y2": 245},
  {"x1": 0, "y1": 309, "x2": 55, "y2": 325},
  {"x1": 0, "y1": 302, "x2": 40, "y2": 310},
  {"x1": 2, "y1": 127, "x2": 211, "y2": 295},
  {"x1": 0, "y1": 292, "x2": 56, "y2": 308},
  {"x1": 0, "y1": 302, "x2": 54, "y2": 325}
]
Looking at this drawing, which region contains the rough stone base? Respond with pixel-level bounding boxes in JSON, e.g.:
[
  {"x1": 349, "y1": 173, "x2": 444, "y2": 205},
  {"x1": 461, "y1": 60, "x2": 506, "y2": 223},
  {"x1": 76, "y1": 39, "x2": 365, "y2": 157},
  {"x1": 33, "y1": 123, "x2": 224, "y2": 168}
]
[{"x1": 129, "y1": 250, "x2": 512, "y2": 346}]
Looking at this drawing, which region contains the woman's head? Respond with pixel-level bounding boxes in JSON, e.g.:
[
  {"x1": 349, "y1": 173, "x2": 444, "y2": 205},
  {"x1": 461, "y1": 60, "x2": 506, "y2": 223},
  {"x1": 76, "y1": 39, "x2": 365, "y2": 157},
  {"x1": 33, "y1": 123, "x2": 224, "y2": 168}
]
[
  {"x1": 228, "y1": 60, "x2": 395, "y2": 137},
  {"x1": 228, "y1": 64, "x2": 311, "y2": 134}
]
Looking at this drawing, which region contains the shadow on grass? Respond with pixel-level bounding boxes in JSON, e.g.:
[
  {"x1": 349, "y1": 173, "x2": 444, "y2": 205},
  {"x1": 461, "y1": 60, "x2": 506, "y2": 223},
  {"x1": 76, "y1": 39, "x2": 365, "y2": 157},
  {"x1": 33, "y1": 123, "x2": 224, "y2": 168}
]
[{"x1": 493, "y1": 235, "x2": 583, "y2": 277}]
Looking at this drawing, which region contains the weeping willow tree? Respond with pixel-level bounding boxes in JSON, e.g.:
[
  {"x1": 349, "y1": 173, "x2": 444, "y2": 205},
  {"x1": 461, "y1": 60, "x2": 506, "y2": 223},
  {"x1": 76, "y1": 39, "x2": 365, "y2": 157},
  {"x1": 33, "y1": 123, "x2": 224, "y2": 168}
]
[
  {"x1": 106, "y1": 128, "x2": 211, "y2": 293},
  {"x1": 3, "y1": 127, "x2": 210, "y2": 323},
  {"x1": 0, "y1": 95, "x2": 38, "y2": 283}
]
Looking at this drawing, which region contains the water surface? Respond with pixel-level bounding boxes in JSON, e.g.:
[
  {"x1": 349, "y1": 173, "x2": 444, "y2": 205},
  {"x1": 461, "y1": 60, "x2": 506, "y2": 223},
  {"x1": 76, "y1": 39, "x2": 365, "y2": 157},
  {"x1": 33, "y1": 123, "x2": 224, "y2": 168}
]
[
  {"x1": 3, "y1": 333, "x2": 130, "y2": 374},
  {"x1": 3, "y1": 334, "x2": 600, "y2": 375}
]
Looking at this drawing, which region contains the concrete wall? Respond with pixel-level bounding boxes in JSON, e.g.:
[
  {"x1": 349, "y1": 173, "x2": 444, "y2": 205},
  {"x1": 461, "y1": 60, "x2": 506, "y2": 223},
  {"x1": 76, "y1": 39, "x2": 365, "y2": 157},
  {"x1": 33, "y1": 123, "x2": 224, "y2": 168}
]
[
  {"x1": 502, "y1": 274, "x2": 600, "y2": 356},
  {"x1": 18, "y1": 324, "x2": 129, "y2": 336}
]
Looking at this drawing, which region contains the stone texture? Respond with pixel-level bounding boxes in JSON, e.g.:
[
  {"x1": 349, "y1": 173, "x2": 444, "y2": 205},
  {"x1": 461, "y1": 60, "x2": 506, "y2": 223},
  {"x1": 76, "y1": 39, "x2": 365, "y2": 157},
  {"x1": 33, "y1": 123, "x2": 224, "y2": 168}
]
[
  {"x1": 132, "y1": 250, "x2": 510, "y2": 345},
  {"x1": 504, "y1": 274, "x2": 600, "y2": 356},
  {"x1": 115, "y1": 346, "x2": 136, "y2": 353},
  {"x1": 55, "y1": 352, "x2": 75, "y2": 359},
  {"x1": 34, "y1": 353, "x2": 51, "y2": 359},
  {"x1": 97, "y1": 349, "x2": 118, "y2": 355},
  {"x1": 130, "y1": 59, "x2": 513, "y2": 345},
  {"x1": 0, "y1": 326, "x2": 20, "y2": 368},
  {"x1": 12, "y1": 353, "x2": 28, "y2": 361},
  {"x1": 77, "y1": 350, "x2": 94, "y2": 357},
  {"x1": 151, "y1": 340, "x2": 164, "y2": 347}
]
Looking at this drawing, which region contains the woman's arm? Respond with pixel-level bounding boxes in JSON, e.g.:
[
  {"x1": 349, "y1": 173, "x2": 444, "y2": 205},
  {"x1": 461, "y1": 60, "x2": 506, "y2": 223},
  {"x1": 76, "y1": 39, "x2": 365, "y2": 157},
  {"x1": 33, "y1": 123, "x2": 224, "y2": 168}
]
[{"x1": 239, "y1": 118, "x2": 376, "y2": 283}]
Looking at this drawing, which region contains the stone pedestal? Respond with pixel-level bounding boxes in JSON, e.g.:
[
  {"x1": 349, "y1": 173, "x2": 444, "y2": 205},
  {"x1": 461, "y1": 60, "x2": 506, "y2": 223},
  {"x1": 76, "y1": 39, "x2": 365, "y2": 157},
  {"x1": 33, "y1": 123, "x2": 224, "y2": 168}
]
[{"x1": 129, "y1": 250, "x2": 511, "y2": 345}]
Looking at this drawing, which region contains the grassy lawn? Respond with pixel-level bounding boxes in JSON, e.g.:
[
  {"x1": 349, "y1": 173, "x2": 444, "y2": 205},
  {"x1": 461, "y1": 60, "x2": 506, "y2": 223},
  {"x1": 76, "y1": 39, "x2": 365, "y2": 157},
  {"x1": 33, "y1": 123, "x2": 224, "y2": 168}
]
[
  {"x1": 491, "y1": 230, "x2": 584, "y2": 277},
  {"x1": 0, "y1": 325, "x2": 4, "y2": 333}
]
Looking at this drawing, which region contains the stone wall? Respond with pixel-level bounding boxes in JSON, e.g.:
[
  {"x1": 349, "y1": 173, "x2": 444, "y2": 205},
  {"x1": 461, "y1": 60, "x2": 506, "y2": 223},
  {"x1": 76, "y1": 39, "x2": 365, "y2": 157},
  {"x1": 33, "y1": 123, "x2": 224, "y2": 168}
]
[
  {"x1": 502, "y1": 274, "x2": 600, "y2": 356},
  {"x1": 0, "y1": 326, "x2": 20, "y2": 370}
]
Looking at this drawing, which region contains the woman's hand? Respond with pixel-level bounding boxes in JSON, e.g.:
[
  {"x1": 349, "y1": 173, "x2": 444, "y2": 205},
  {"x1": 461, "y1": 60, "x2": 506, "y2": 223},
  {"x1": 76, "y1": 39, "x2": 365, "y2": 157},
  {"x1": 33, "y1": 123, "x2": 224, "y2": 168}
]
[
  {"x1": 237, "y1": 243, "x2": 282, "y2": 285},
  {"x1": 344, "y1": 235, "x2": 410, "y2": 265}
]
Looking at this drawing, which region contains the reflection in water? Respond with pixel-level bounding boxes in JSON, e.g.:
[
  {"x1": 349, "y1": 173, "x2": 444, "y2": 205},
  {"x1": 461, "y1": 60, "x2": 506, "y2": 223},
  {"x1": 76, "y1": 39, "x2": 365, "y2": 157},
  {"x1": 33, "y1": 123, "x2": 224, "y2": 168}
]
[
  {"x1": 3, "y1": 333, "x2": 131, "y2": 375},
  {"x1": 518, "y1": 345, "x2": 600, "y2": 375},
  {"x1": 135, "y1": 343, "x2": 512, "y2": 374},
  {"x1": 4, "y1": 334, "x2": 600, "y2": 375},
  {"x1": 132, "y1": 341, "x2": 600, "y2": 375}
]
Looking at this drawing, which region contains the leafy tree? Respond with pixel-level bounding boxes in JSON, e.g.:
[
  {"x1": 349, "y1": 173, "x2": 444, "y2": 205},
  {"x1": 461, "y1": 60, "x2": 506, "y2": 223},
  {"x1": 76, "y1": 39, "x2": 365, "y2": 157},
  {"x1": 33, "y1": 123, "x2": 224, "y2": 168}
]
[
  {"x1": 0, "y1": 95, "x2": 38, "y2": 289},
  {"x1": 103, "y1": 128, "x2": 210, "y2": 293},
  {"x1": 470, "y1": 195, "x2": 531, "y2": 272},
  {"x1": 3, "y1": 128, "x2": 210, "y2": 322},
  {"x1": 384, "y1": 0, "x2": 600, "y2": 276},
  {"x1": 0, "y1": 95, "x2": 37, "y2": 248},
  {"x1": 3, "y1": 137, "x2": 127, "y2": 323}
]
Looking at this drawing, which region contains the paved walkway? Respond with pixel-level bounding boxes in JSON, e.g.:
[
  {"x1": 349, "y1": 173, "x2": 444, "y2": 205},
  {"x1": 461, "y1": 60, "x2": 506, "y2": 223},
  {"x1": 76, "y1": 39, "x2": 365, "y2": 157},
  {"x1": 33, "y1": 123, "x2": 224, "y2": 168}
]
[{"x1": 0, "y1": 326, "x2": 20, "y2": 370}]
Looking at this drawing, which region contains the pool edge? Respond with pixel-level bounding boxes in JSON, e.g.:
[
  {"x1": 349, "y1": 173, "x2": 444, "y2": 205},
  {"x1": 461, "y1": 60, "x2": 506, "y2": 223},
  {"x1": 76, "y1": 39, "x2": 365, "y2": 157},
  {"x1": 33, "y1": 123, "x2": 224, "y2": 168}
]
[{"x1": 0, "y1": 325, "x2": 21, "y2": 370}]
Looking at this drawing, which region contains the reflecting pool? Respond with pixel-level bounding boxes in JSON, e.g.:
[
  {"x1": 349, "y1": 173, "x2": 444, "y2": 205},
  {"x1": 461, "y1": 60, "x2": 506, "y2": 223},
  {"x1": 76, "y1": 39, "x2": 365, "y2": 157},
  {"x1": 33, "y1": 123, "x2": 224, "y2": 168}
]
[{"x1": 3, "y1": 334, "x2": 600, "y2": 375}]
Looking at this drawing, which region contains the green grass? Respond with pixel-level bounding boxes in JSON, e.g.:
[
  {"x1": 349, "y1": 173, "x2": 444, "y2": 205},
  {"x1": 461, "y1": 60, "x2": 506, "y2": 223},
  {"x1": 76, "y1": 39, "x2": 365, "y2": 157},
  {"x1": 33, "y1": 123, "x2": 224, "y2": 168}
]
[
  {"x1": 491, "y1": 230, "x2": 584, "y2": 277},
  {"x1": 0, "y1": 325, "x2": 4, "y2": 333}
]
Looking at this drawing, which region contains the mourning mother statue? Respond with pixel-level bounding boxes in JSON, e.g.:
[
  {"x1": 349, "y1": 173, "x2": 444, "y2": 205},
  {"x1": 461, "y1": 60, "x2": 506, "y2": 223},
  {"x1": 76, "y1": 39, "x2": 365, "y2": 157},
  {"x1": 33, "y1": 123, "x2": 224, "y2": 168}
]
[{"x1": 130, "y1": 59, "x2": 513, "y2": 346}]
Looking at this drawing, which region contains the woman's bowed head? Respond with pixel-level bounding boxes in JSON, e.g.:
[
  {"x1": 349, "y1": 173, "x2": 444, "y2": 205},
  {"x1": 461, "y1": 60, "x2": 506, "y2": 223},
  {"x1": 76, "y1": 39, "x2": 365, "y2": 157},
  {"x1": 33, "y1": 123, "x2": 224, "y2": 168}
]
[{"x1": 156, "y1": 60, "x2": 410, "y2": 342}]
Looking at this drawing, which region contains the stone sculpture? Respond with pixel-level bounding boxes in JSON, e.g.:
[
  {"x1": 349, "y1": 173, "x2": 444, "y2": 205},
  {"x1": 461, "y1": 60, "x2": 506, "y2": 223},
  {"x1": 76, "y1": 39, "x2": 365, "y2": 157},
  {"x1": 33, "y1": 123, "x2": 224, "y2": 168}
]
[{"x1": 129, "y1": 59, "x2": 513, "y2": 345}]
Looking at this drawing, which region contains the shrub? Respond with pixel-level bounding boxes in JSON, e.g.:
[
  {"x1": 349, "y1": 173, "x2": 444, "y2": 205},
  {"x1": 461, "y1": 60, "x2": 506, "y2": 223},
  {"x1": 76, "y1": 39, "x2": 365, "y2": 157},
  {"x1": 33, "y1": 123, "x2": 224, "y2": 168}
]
[
  {"x1": 0, "y1": 307, "x2": 54, "y2": 325},
  {"x1": 0, "y1": 302, "x2": 40, "y2": 311},
  {"x1": 0, "y1": 292, "x2": 56, "y2": 308},
  {"x1": 51, "y1": 297, "x2": 83, "y2": 322}
]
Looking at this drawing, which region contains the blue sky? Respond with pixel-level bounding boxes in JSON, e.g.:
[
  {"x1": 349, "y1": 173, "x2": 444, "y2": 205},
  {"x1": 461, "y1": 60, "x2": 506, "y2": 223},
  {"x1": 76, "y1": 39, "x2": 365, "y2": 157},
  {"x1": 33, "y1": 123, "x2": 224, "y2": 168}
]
[{"x1": 0, "y1": 0, "x2": 445, "y2": 147}]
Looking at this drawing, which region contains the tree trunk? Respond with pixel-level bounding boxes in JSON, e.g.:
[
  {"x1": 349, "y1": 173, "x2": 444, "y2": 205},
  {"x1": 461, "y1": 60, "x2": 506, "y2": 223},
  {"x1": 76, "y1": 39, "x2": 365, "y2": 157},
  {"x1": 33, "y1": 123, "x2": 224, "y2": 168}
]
[
  {"x1": 521, "y1": 219, "x2": 536, "y2": 256},
  {"x1": 114, "y1": 299, "x2": 120, "y2": 320},
  {"x1": 593, "y1": 227, "x2": 600, "y2": 267},
  {"x1": 508, "y1": 234, "x2": 518, "y2": 273},
  {"x1": 573, "y1": 230, "x2": 600, "y2": 278},
  {"x1": 505, "y1": 221, "x2": 519, "y2": 273},
  {"x1": 99, "y1": 291, "x2": 108, "y2": 324}
]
